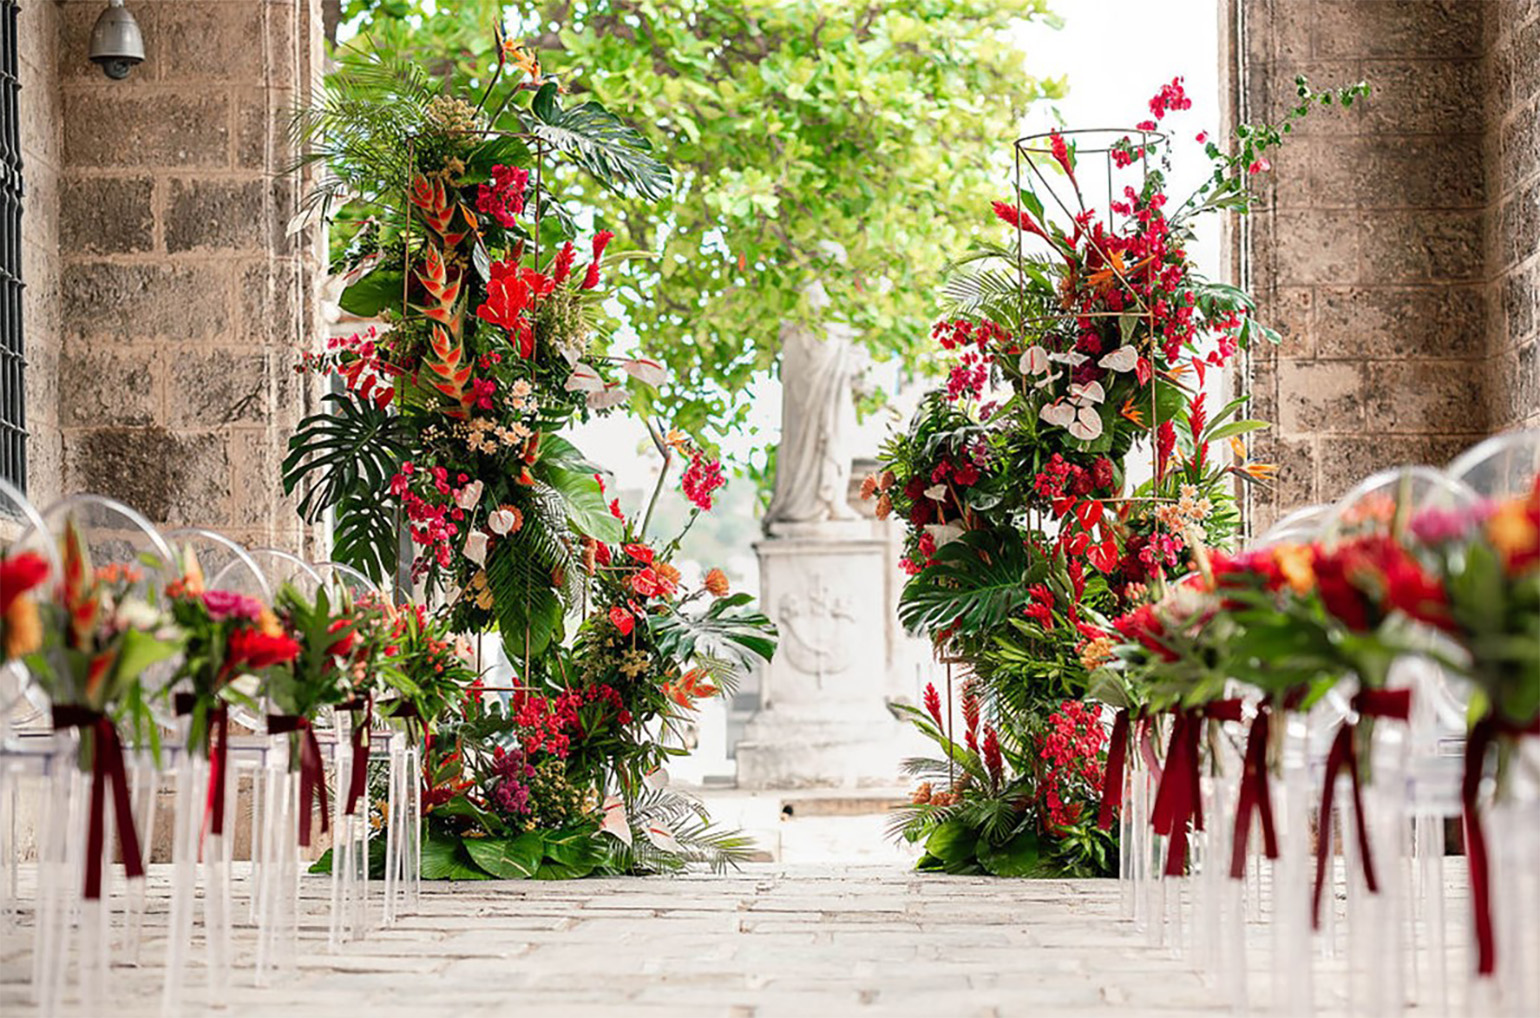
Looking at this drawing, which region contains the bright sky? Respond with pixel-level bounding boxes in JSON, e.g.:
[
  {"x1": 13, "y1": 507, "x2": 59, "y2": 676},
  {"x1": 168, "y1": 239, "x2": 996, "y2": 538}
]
[{"x1": 578, "y1": 0, "x2": 1224, "y2": 494}]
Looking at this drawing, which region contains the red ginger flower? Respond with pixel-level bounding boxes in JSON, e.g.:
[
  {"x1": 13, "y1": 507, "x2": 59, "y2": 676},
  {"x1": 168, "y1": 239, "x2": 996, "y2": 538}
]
[
  {"x1": 579, "y1": 230, "x2": 615, "y2": 290},
  {"x1": 1049, "y1": 132, "x2": 1075, "y2": 184},
  {"x1": 551, "y1": 241, "x2": 576, "y2": 285},
  {"x1": 982, "y1": 726, "x2": 1004, "y2": 789},
  {"x1": 923, "y1": 683, "x2": 944, "y2": 730},
  {"x1": 991, "y1": 200, "x2": 1051, "y2": 242}
]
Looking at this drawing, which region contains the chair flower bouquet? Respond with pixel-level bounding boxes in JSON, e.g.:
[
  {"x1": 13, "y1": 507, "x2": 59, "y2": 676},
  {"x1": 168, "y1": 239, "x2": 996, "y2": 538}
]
[{"x1": 21, "y1": 518, "x2": 183, "y2": 897}]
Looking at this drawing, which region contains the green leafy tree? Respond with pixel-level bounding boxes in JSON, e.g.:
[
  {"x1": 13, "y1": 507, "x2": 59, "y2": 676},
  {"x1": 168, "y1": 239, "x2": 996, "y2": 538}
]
[{"x1": 333, "y1": 0, "x2": 1063, "y2": 452}]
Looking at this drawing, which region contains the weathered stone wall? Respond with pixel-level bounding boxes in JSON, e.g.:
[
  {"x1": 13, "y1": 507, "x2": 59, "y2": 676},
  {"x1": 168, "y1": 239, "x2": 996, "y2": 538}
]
[
  {"x1": 18, "y1": 1, "x2": 63, "y2": 509},
  {"x1": 1487, "y1": 0, "x2": 1540, "y2": 432},
  {"x1": 19, "y1": 0, "x2": 324, "y2": 552},
  {"x1": 1238, "y1": 0, "x2": 1497, "y2": 530}
]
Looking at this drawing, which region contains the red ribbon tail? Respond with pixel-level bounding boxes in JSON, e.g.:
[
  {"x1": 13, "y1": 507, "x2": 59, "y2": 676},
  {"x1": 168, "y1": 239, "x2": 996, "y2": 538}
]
[
  {"x1": 1463, "y1": 719, "x2": 1496, "y2": 976},
  {"x1": 1097, "y1": 709, "x2": 1130, "y2": 831},
  {"x1": 210, "y1": 705, "x2": 229, "y2": 838},
  {"x1": 295, "y1": 725, "x2": 329, "y2": 847},
  {"x1": 1346, "y1": 734, "x2": 1376, "y2": 894},
  {"x1": 1151, "y1": 713, "x2": 1187, "y2": 837},
  {"x1": 346, "y1": 708, "x2": 370, "y2": 817},
  {"x1": 93, "y1": 721, "x2": 143, "y2": 899},
  {"x1": 1313, "y1": 724, "x2": 1352, "y2": 929},
  {"x1": 1230, "y1": 709, "x2": 1267, "y2": 879}
]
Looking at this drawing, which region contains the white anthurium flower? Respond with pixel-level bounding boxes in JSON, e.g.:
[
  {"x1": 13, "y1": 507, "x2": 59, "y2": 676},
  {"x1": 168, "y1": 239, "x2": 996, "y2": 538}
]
[
  {"x1": 455, "y1": 479, "x2": 484, "y2": 512},
  {"x1": 587, "y1": 385, "x2": 630, "y2": 410},
  {"x1": 1040, "y1": 402, "x2": 1077, "y2": 429},
  {"x1": 620, "y1": 357, "x2": 667, "y2": 387},
  {"x1": 924, "y1": 483, "x2": 948, "y2": 501},
  {"x1": 924, "y1": 522, "x2": 965, "y2": 549},
  {"x1": 1069, "y1": 380, "x2": 1106, "y2": 406},
  {"x1": 564, "y1": 362, "x2": 604, "y2": 392},
  {"x1": 487, "y1": 508, "x2": 518, "y2": 535},
  {"x1": 646, "y1": 822, "x2": 683, "y2": 854},
  {"x1": 1034, "y1": 369, "x2": 1063, "y2": 391},
  {"x1": 1050, "y1": 350, "x2": 1090, "y2": 367},
  {"x1": 339, "y1": 251, "x2": 382, "y2": 289},
  {"x1": 463, "y1": 530, "x2": 489, "y2": 567},
  {"x1": 600, "y1": 795, "x2": 633, "y2": 847},
  {"x1": 1068, "y1": 404, "x2": 1104, "y2": 441},
  {"x1": 1099, "y1": 345, "x2": 1139, "y2": 372},
  {"x1": 644, "y1": 767, "x2": 670, "y2": 790},
  {"x1": 1019, "y1": 344, "x2": 1051, "y2": 376}
]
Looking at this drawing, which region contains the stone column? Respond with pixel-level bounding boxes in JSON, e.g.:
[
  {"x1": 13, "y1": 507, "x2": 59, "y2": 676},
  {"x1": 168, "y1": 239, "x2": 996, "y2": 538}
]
[
  {"x1": 44, "y1": 0, "x2": 323, "y2": 552},
  {"x1": 1236, "y1": 0, "x2": 1539, "y2": 530}
]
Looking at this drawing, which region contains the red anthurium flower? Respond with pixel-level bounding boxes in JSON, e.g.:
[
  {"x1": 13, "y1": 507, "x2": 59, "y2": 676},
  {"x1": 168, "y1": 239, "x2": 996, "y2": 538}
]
[
  {"x1": 228, "y1": 627, "x2": 301, "y2": 670},
  {"x1": 0, "y1": 552, "x2": 49, "y2": 615},
  {"x1": 608, "y1": 607, "x2": 635, "y2": 637},
  {"x1": 1075, "y1": 499, "x2": 1104, "y2": 531},
  {"x1": 623, "y1": 543, "x2": 655, "y2": 565},
  {"x1": 325, "y1": 618, "x2": 356, "y2": 659}
]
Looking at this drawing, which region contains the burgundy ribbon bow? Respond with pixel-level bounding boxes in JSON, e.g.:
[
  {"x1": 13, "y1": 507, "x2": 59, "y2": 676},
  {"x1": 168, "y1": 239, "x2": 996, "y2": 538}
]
[
  {"x1": 174, "y1": 693, "x2": 231, "y2": 838},
  {"x1": 267, "y1": 714, "x2": 330, "y2": 847},
  {"x1": 1462, "y1": 713, "x2": 1539, "y2": 976},
  {"x1": 1230, "y1": 705, "x2": 1279, "y2": 879},
  {"x1": 1311, "y1": 688, "x2": 1412, "y2": 929},
  {"x1": 1150, "y1": 701, "x2": 1243, "y2": 876},
  {"x1": 51, "y1": 706, "x2": 145, "y2": 900},
  {"x1": 1097, "y1": 708, "x2": 1131, "y2": 831},
  {"x1": 343, "y1": 697, "x2": 372, "y2": 817}
]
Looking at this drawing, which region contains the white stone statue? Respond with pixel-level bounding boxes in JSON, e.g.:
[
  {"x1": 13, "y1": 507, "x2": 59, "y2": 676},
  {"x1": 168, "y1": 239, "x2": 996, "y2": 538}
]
[{"x1": 764, "y1": 313, "x2": 861, "y2": 531}]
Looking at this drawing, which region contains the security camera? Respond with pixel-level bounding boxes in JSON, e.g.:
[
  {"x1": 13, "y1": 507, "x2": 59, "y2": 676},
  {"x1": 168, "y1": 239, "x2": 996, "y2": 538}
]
[{"x1": 89, "y1": 0, "x2": 145, "y2": 81}]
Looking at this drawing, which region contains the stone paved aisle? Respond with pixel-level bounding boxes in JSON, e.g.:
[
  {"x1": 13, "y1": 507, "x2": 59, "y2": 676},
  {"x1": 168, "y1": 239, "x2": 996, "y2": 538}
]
[{"x1": 0, "y1": 864, "x2": 1322, "y2": 1017}]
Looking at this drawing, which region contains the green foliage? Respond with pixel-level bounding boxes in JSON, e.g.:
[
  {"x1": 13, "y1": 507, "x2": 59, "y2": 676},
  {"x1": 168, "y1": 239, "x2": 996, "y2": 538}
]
[
  {"x1": 335, "y1": 0, "x2": 1065, "y2": 451},
  {"x1": 282, "y1": 392, "x2": 413, "y2": 583},
  {"x1": 647, "y1": 592, "x2": 779, "y2": 696},
  {"x1": 898, "y1": 529, "x2": 1043, "y2": 637}
]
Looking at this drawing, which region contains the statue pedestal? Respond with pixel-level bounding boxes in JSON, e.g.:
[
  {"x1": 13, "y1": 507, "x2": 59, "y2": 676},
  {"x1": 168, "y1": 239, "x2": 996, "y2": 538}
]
[{"x1": 734, "y1": 524, "x2": 924, "y2": 789}]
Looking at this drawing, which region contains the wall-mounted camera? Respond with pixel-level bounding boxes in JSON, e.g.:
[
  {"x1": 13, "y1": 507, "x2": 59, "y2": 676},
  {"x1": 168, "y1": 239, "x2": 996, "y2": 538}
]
[{"x1": 88, "y1": 0, "x2": 145, "y2": 81}]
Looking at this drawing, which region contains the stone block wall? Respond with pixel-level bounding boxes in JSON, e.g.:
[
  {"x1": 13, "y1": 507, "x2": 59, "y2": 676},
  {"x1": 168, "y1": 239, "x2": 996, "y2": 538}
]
[
  {"x1": 1487, "y1": 1, "x2": 1540, "y2": 432},
  {"x1": 1237, "y1": 0, "x2": 1499, "y2": 531},
  {"x1": 18, "y1": 0, "x2": 324, "y2": 552}
]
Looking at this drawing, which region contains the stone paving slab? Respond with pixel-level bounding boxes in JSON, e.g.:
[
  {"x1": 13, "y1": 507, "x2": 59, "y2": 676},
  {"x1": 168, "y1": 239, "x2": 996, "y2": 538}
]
[{"x1": 0, "y1": 861, "x2": 1468, "y2": 1017}]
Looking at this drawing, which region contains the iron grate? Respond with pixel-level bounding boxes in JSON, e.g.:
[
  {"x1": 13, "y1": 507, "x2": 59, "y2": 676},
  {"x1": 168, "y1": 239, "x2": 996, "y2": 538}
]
[{"x1": 0, "y1": 0, "x2": 26, "y2": 496}]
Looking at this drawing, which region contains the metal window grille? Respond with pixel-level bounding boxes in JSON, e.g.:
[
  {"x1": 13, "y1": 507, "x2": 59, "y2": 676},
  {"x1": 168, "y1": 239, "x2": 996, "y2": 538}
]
[{"x1": 0, "y1": 0, "x2": 25, "y2": 495}]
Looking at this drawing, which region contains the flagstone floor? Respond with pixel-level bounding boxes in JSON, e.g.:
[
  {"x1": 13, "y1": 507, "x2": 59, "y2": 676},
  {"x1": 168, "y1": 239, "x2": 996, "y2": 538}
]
[{"x1": 4, "y1": 856, "x2": 1472, "y2": 1018}]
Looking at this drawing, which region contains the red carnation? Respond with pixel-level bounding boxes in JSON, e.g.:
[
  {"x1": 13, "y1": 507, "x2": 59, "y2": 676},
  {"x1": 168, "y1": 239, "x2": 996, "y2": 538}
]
[{"x1": 228, "y1": 628, "x2": 301, "y2": 670}]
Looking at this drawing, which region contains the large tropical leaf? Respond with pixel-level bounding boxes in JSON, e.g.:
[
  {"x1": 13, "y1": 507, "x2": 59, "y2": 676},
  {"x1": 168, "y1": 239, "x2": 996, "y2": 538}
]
[
  {"x1": 897, "y1": 528, "x2": 1042, "y2": 638},
  {"x1": 527, "y1": 83, "x2": 672, "y2": 202},
  {"x1": 648, "y1": 593, "x2": 778, "y2": 694},
  {"x1": 463, "y1": 833, "x2": 544, "y2": 879},
  {"x1": 282, "y1": 392, "x2": 412, "y2": 522},
  {"x1": 330, "y1": 492, "x2": 399, "y2": 585}
]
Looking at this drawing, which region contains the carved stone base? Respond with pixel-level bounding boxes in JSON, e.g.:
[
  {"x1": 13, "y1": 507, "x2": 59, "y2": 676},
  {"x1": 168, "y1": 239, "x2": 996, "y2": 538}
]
[{"x1": 733, "y1": 526, "x2": 924, "y2": 789}]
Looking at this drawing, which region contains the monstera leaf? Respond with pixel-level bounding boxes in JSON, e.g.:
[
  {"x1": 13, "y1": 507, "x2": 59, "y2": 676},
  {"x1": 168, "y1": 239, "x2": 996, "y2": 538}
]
[
  {"x1": 527, "y1": 82, "x2": 672, "y2": 202},
  {"x1": 282, "y1": 392, "x2": 411, "y2": 522},
  {"x1": 648, "y1": 593, "x2": 778, "y2": 693},
  {"x1": 898, "y1": 528, "x2": 1044, "y2": 639}
]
